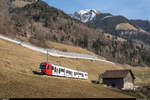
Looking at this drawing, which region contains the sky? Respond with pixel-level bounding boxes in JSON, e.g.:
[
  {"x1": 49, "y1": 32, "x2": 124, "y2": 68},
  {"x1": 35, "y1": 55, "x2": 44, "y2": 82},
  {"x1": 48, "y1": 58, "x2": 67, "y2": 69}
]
[{"x1": 43, "y1": 0, "x2": 150, "y2": 20}]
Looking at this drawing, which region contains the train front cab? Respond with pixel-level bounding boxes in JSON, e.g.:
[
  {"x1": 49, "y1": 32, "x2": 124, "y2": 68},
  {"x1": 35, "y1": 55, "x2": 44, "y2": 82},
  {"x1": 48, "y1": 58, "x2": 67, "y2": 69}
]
[{"x1": 40, "y1": 62, "x2": 53, "y2": 76}]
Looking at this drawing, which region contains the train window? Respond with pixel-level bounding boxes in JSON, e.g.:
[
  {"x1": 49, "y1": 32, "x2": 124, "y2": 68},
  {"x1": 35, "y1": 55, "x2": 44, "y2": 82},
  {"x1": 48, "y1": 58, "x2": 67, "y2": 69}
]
[
  {"x1": 74, "y1": 72, "x2": 78, "y2": 76},
  {"x1": 66, "y1": 70, "x2": 69, "y2": 73},
  {"x1": 69, "y1": 71, "x2": 72, "y2": 75},
  {"x1": 61, "y1": 69, "x2": 65, "y2": 72},
  {"x1": 51, "y1": 66, "x2": 54, "y2": 70},
  {"x1": 40, "y1": 64, "x2": 46, "y2": 69},
  {"x1": 79, "y1": 73, "x2": 84, "y2": 77},
  {"x1": 47, "y1": 66, "x2": 49, "y2": 69},
  {"x1": 59, "y1": 68, "x2": 60, "y2": 73},
  {"x1": 66, "y1": 70, "x2": 71, "y2": 75},
  {"x1": 54, "y1": 67, "x2": 57, "y2": 72}
]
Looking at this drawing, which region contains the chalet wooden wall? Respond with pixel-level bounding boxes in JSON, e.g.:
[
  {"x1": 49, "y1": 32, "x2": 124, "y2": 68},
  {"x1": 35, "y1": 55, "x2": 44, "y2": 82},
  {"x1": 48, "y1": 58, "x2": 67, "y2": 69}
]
[{"x1": 103, "y1": 78, "x2": 124, "y2": 89}]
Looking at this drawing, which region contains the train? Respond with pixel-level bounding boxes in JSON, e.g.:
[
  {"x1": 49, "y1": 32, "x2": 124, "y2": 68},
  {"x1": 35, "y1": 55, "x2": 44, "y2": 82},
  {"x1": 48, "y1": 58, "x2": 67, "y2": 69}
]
[{"x1": 39, "y1": 62, "x2": 88, "y2": 80}]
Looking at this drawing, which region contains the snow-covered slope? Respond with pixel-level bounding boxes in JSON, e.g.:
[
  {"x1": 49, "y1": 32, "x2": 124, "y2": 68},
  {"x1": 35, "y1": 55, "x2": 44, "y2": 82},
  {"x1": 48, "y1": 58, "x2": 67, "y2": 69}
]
[{"x1": 71, "y1": 9, "x2": 101, "y2": 23}]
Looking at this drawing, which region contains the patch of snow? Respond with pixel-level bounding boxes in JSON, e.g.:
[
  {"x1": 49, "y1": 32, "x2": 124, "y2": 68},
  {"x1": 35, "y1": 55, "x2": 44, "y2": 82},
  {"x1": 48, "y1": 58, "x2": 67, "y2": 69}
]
[
  {"x1": 77, "y1": 9, "x2": 90, "y2": 15},
  {"x1": 90, "y1": 11, "x2": 96, "y2": 21},
  {"x1": 102, "y1": 15, "x2": 113, "y2": 20}
]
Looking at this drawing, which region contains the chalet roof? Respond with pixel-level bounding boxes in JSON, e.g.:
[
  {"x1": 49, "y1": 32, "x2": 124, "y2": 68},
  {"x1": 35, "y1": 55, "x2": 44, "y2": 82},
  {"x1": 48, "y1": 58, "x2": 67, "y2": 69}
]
[{"x1": 101, "y1": 69, "x2": 135, "y2": 79}]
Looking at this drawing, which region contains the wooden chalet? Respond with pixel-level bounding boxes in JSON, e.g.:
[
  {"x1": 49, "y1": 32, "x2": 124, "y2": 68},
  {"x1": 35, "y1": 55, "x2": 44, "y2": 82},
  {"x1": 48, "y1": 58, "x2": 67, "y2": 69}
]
[{"x1": 99, "y1": 69, "x2": 135, "y2": 90}]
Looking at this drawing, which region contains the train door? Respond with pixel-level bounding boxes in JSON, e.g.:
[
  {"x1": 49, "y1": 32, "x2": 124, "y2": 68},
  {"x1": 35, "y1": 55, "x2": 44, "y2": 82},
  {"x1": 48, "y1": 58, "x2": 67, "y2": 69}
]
[
  {"x1": 74, "y1": 71, "x2": 79, "y2": 79},
  {"x1": 81, "y1": 72, "x2": 84, "y2": 79},
  {"x1": 65, "y1": 68, "x2": 69, "y2": 78},
  {"x1": 78, "y1": 72, "x2": 81, "y2": 79},
  {"x1": 52, "y1": 65, "x2": 58, "y2": 76},
  {"x1": 46, "y1": 64, "x2": 52, "y2": 75},
  {"x1": 58, "y1": 66, "x2": 65, "y2": 77},
  {"x1": 68, "y1": 70, "x2": 73, "y2": 78},
  {"x1": 70, "y1": 70, "x2": 73, "y2": 78},
  {"x1": 85, "y1": 73, "x2": 88, "y2": 79}
]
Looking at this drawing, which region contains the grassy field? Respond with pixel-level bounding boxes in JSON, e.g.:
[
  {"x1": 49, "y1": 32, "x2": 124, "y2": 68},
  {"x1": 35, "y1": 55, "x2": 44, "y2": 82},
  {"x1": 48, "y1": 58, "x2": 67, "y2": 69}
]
[
  {"x1": 45, "y1": 41, "x2": 96, "y2": 55},
  {"x1": 0, "y1": 38, "x2": 149, "y2": 98}
]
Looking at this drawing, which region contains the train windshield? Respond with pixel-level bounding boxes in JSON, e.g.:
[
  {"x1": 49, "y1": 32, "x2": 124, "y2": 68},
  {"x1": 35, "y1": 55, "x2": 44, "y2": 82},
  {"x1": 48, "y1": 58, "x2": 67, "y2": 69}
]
[{"x1": 40, "y1": 63, "x2": 46, "y2": 69}]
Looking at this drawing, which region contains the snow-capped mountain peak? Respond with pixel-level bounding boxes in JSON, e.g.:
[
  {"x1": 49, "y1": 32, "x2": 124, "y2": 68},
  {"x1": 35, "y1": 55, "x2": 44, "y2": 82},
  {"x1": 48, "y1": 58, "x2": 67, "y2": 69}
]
[
  {"x1": 71, "y1": 9, "x2": 102, "y2": 23},
  {"x1": 76, "y1": 9, "x2": 100, "y2": 15}
]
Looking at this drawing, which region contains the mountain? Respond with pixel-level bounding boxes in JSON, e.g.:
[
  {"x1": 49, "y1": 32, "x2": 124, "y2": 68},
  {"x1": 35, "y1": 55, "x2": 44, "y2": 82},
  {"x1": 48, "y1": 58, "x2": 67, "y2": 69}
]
[
  {"x1": 71, "y1": 10, "x2": 150, "y2": 46},
  {"x1": 70, "y1": 9, "x2": 101, "y2": 23},
  {"x1": 1, "y1": 0, "x2": 150, "y2": 67}
]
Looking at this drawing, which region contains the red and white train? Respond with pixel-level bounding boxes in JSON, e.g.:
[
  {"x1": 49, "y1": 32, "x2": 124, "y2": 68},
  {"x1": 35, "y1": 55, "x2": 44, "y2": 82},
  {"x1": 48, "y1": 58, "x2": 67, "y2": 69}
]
[{"x1": 39, "y1": 62, "x2": 88, "y2": 80}]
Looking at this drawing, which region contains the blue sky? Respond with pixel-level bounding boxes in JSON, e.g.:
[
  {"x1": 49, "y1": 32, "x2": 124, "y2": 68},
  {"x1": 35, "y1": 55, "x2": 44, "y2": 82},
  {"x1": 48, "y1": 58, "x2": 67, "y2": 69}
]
[{"x1": 43, "y1": 0, "x2": 150, "y2": 20}]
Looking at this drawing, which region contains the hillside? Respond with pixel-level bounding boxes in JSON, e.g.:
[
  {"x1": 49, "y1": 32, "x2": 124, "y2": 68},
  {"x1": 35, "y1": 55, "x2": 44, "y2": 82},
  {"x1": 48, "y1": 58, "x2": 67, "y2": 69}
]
[
  {"x1": 0, "y1": 38, "x2": 131, "y2": 98},
  {"x1": 2, "y1": 37, "x2": 150, "y2": 98},
  {"x1": 1, "y1": 38, "x2": 150, "y2": 98},
  {"x1": 1, "y1": 0, "x2": 150, "y2": 67}
]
